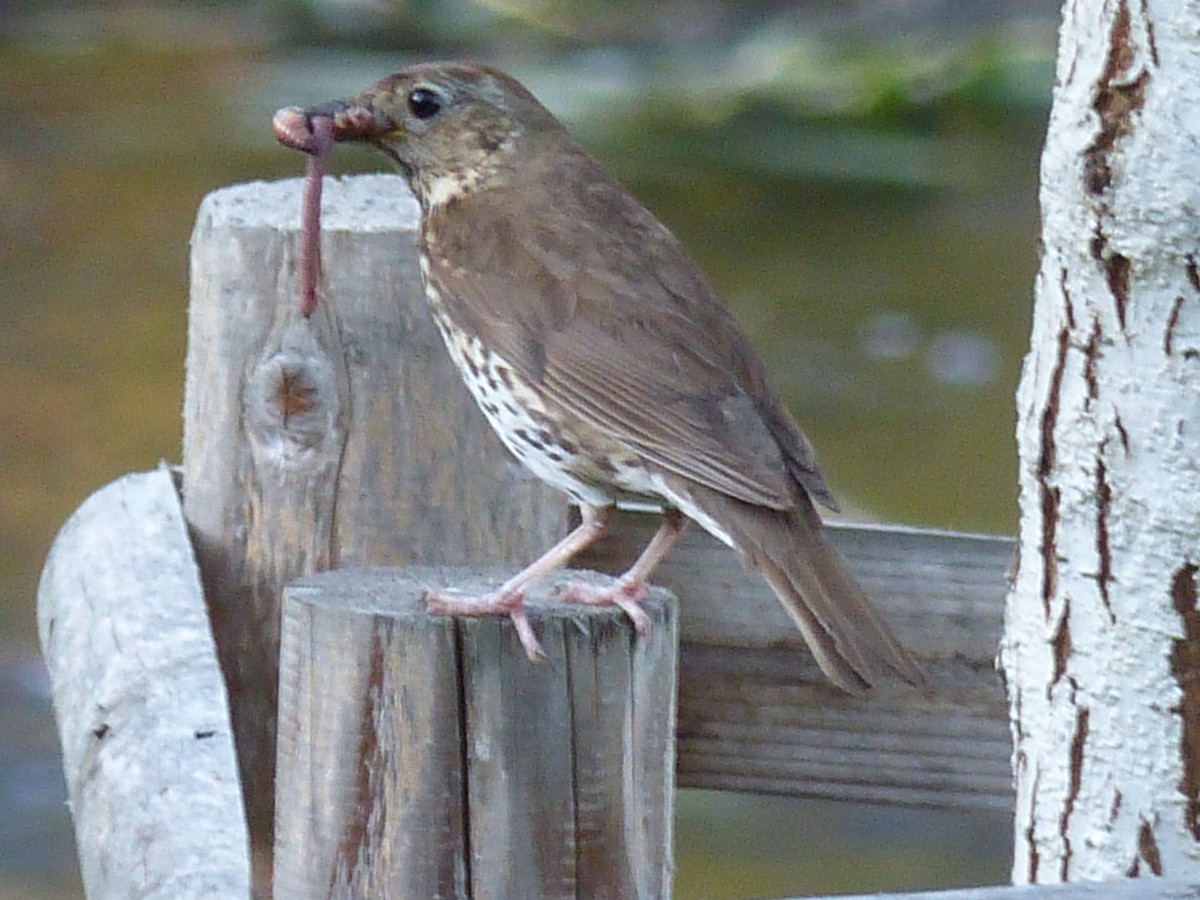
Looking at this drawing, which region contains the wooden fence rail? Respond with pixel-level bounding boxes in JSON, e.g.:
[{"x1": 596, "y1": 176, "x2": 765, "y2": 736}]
[
  {"x1": 581, "y1": 513, "x2": 1014, "y2": 811},
  {"x1": 39, "y1": 467, "x2": 1194, "y2": 899},
  {"x1": 34, "y1": 176, "x2": 1195, "y2": 898},
  {"x1": 38, "y1": 466, "x2": 251, "y2": 899}
]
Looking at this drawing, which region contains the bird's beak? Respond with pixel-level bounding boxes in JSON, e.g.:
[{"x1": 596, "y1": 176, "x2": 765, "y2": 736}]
[{"x1": 273, "y1": 97, "x2": 399, "y2": 154}]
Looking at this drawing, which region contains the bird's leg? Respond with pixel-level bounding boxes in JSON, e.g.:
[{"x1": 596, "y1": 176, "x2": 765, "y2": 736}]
[
  {"x1": 560, "y1": 508, "x2": 687, "y2": 634},
  {"x1": 426, "y1": 504, "x2": 616, "y2": 661}
]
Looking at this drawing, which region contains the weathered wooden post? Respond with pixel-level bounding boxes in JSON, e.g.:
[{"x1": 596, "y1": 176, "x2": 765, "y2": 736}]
[
  {"x1": 50, "y1": 169, "x2": 1104, "y2": 900},
  {"x1": 182, "y1": 175, "x2": 568, "y2": 891},
  {"x1": 272, "y1": 568, "x2": 677, "y2": 899},
  {"x1": 37, "y1": 466, "x2": 252, "y2": 898}
]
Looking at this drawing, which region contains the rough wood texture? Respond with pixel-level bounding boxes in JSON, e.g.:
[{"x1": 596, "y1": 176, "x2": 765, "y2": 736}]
[
  {"x1": 803, "y1": 878, "x2": 1200, "y2": 900},
  {"x1": 578, "y1": 514, "x2": 1014, "y2": 810},
  {"x1": 36, "y1": 466, "x2": 251, "y2": 899},
  {"x1": 273, "y1": 567, "x2": 677, "y2": 900},
  {"x1": 182, "y1": 175, "x2": 567, "y2": 886}
]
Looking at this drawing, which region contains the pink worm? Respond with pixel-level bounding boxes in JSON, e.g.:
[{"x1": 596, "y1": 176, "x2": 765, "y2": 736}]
[{"x1": 296, "y1": 116, "x2": 334, "y2": 318}]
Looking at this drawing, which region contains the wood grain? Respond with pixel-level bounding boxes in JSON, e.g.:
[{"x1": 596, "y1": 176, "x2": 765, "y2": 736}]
[
  {"x1": 273, "y1": 567, "x2": 677, "y2": 900},
  {"x1": 798, "y1": 879, "x2": 1200, "y2": 900},
  {"x1": 579, "y1": 513, "x2": 1015, "y2": 810},
  {"x1": 182, "y1": 175, "x2": 568, "y2": 888},
  {"x1": 37, "y1": 466, "x2": 251, "y2": 898}
]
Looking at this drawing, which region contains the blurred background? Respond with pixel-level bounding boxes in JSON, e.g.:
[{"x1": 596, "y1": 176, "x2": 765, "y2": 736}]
[{"x1": 1, "y1": 0, "x2": 1055, "y2": 896}]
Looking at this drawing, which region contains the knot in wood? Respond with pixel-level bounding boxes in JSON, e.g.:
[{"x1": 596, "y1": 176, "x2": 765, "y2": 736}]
[{"x1": 244, "y1": 351, "x2": 342, "y2": 461}]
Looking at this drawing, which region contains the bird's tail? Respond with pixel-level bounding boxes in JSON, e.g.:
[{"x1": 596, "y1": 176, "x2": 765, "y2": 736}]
[{"x1": 662, "y1": 477, "x2": 923, "y2": 694}]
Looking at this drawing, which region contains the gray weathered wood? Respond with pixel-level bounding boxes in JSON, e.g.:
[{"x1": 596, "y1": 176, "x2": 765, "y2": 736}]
[
  {"x1": 27, "y1": 463, "x2": 1177, "y2": 899},
  {"x1": 31, "y1": 172, "x2": 1013, "y2": 900},
  {"x1": 794, "y1": 878, "x2": 1200, "y2": 899},
  {"x1": 579, "y1": 514, "x2": 1014, "y2": 810},
  {"x1": 181, "y1": 177, "x2": 1017, "y2": 856},
  {"x1": 182, "y1": 175, "x2": 567, "y2": 887},
  {"x1": 36, "y1": 465, "x2": 251, "y2": 899},
  {"x1": 273, "y1": 567, "x2": 677, "y2": 900}
]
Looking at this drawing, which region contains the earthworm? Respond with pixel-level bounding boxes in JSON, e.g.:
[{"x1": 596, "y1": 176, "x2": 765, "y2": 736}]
[{"x1": 272, "y1": 108, "x2": 334, "y2": 318}]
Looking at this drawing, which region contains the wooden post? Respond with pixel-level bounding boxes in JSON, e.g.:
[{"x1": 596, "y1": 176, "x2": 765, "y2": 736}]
[
  {"x1": 182, "y1": 175, "x2": 568, "y2": 891},
  {"x1": 37, "y1": 466, "x2": 252, "y2": 898},
  {"x1": 272, "y1": 567, "x2": 677, "y2": 900}
]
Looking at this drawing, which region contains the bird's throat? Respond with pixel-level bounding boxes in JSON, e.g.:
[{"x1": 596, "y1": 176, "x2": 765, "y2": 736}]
[{"x1": 424, "y1": 170, "x2": 481, "y2": 209}]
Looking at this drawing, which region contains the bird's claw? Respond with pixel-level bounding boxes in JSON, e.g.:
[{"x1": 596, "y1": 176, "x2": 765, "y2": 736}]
[
  {"x1": 559, "y1": 579, "x2": 653, "y2": 635},
  {"x1": 425, "y1": 588, "x2": 548, "y2": 662}
]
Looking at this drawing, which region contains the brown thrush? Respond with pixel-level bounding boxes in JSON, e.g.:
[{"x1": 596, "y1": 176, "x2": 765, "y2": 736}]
[{"x1": 274, "y1": 61, "x2": 922, "y2": 692}]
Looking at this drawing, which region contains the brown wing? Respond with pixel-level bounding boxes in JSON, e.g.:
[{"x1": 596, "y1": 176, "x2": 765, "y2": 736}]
[{"x1": 422, "y1": 138, "x2": 836, "y2": 511}]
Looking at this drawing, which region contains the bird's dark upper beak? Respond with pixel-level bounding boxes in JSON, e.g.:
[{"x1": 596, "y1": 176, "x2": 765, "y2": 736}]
[{"x1": 273, "y1": 97, "x2": 398, "y2": 154}]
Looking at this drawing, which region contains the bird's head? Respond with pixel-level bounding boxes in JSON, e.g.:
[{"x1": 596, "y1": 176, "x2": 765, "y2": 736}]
[{"x1": 275, "y1": 62, "x2": 563, "y2": 208}]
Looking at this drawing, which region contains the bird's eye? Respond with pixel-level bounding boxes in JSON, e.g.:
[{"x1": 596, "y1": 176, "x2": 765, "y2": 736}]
[{"x1": 407, "y1": 88, "x2": 443, "y2": 120}]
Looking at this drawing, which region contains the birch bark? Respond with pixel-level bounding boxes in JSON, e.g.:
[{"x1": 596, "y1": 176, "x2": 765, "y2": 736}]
[{"x1": 1002, "y1": 0, "x2": 1200, "y2": 883}]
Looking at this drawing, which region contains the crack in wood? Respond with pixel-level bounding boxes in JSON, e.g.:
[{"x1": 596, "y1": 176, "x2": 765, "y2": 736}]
[
  {"x1": 1059, "y1": 705, "x2": 1089, "y2": 880},
  {"x1": 1061, "y1": 267, "x2": 1077, "y2": 330},
  {"x1": 1089, "y1": 229, "x2": 1107, "y2": 268},
  {"x1": 1084, "y1": 318, "x2": 1101, "y2": 402},
  {"x1": 1166, "y1": 258, "x2": 1200, "y2": 360},
  {"x1": 1165, "y1": 295, "x2": 1185, "y2": 356},
  {"x1": 1080, "y1": 0, "x2": 1147, "y2": 338},
  {"x1": 1095, "y1": 459, "x2": 1115, "y2": 623},
  {"x1": 335, "y1": 629, "x2": 389, "y2": 890},
  {"x1": 1138, "y1": 816, "x2": 1163, "y2": 875},
  {"x1": 1139, "y1": 0, "x2": 1159, "y2": 66},
  {"x1": 1106, "y1": 253, "x2": 1132, "y2": 335},
  {"x1": 1027, "y1": 762, "x2": 1041, "y2": 882},
  {"x1": 1088, "y1": 232, "x2": 1132, "y2": 336},
  {"x1": 1083, "y1": 0, "x2": 1150, "y2": 197},
  {"x1": 455, "y1": 637, "x2": 474, "y2": 898},
  {"x1": 1038, "y1": 325, "x2": 1070, "y2": 613},
  {"x1": 1038, "y1": 486, "x2": 1063, "y2": 615},
  {"x1": 1114, "y1": 414, "x2": 1130, "y2": 456},
  {"x1": 1170, "y1": 562, "x2": 1200, "y2": 840},
  {"x1": 1050, "y1": 600, "x2": 1072, "y2": 693},
  {"x1": 1064, "y1": 0, "x2": 1080, "y2": 85}
]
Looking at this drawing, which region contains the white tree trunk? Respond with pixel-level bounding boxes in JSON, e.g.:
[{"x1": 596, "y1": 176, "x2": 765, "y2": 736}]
[{"x1": 1002, "y1": 0, "x2": 1200, "y2": 884}]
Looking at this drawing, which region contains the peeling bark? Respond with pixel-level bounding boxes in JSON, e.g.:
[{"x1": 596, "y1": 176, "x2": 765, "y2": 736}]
[
  {"x1": 1027, "y1": 764, "x2": 1043, "y2": 882},
  {"x1": 1172, "y1": 564, "x2": 1200, "y2": 841},
  {"x1": 1105, "y1": 253, "x2": 1132, "y2": 333},
  {"x1": 1139, "y1": 818, "x2": 1165, "y2": 875},
  {"x1": 1083, "y1": 0, "x2": 1149, "y2": 198},
  {"x1": 1165, "y1": 296, "x2": 1185, "y2": 356},
  {"x1": 1051, "y1": 604, "x2": 1072, "y2": 689},
  {"x1": 1083, "y1": 320, "x2": 1101, "y2": 401},
  {"x1": 1095, "y1": 459, "x2": 1114, "y2": 622},
  {"x1": 1059, "y1": 706, "x2": 1090, "y2": 879},
  {"x1": 1038, "y1": 325, "x2": 1071, "y2": 612}
]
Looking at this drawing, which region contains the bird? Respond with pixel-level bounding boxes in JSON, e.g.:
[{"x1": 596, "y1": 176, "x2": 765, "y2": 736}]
[{"x1": 273, "y1": 61, "x2": 922, "y2": 693}]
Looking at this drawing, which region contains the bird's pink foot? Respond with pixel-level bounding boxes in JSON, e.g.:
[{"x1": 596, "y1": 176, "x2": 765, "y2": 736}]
[
  {"x1": 559, "y1": 579, "x2": 653, "y2": 635},
  {"x1": 425, "y1": 588, "x2": 548, "y2": 662}
]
